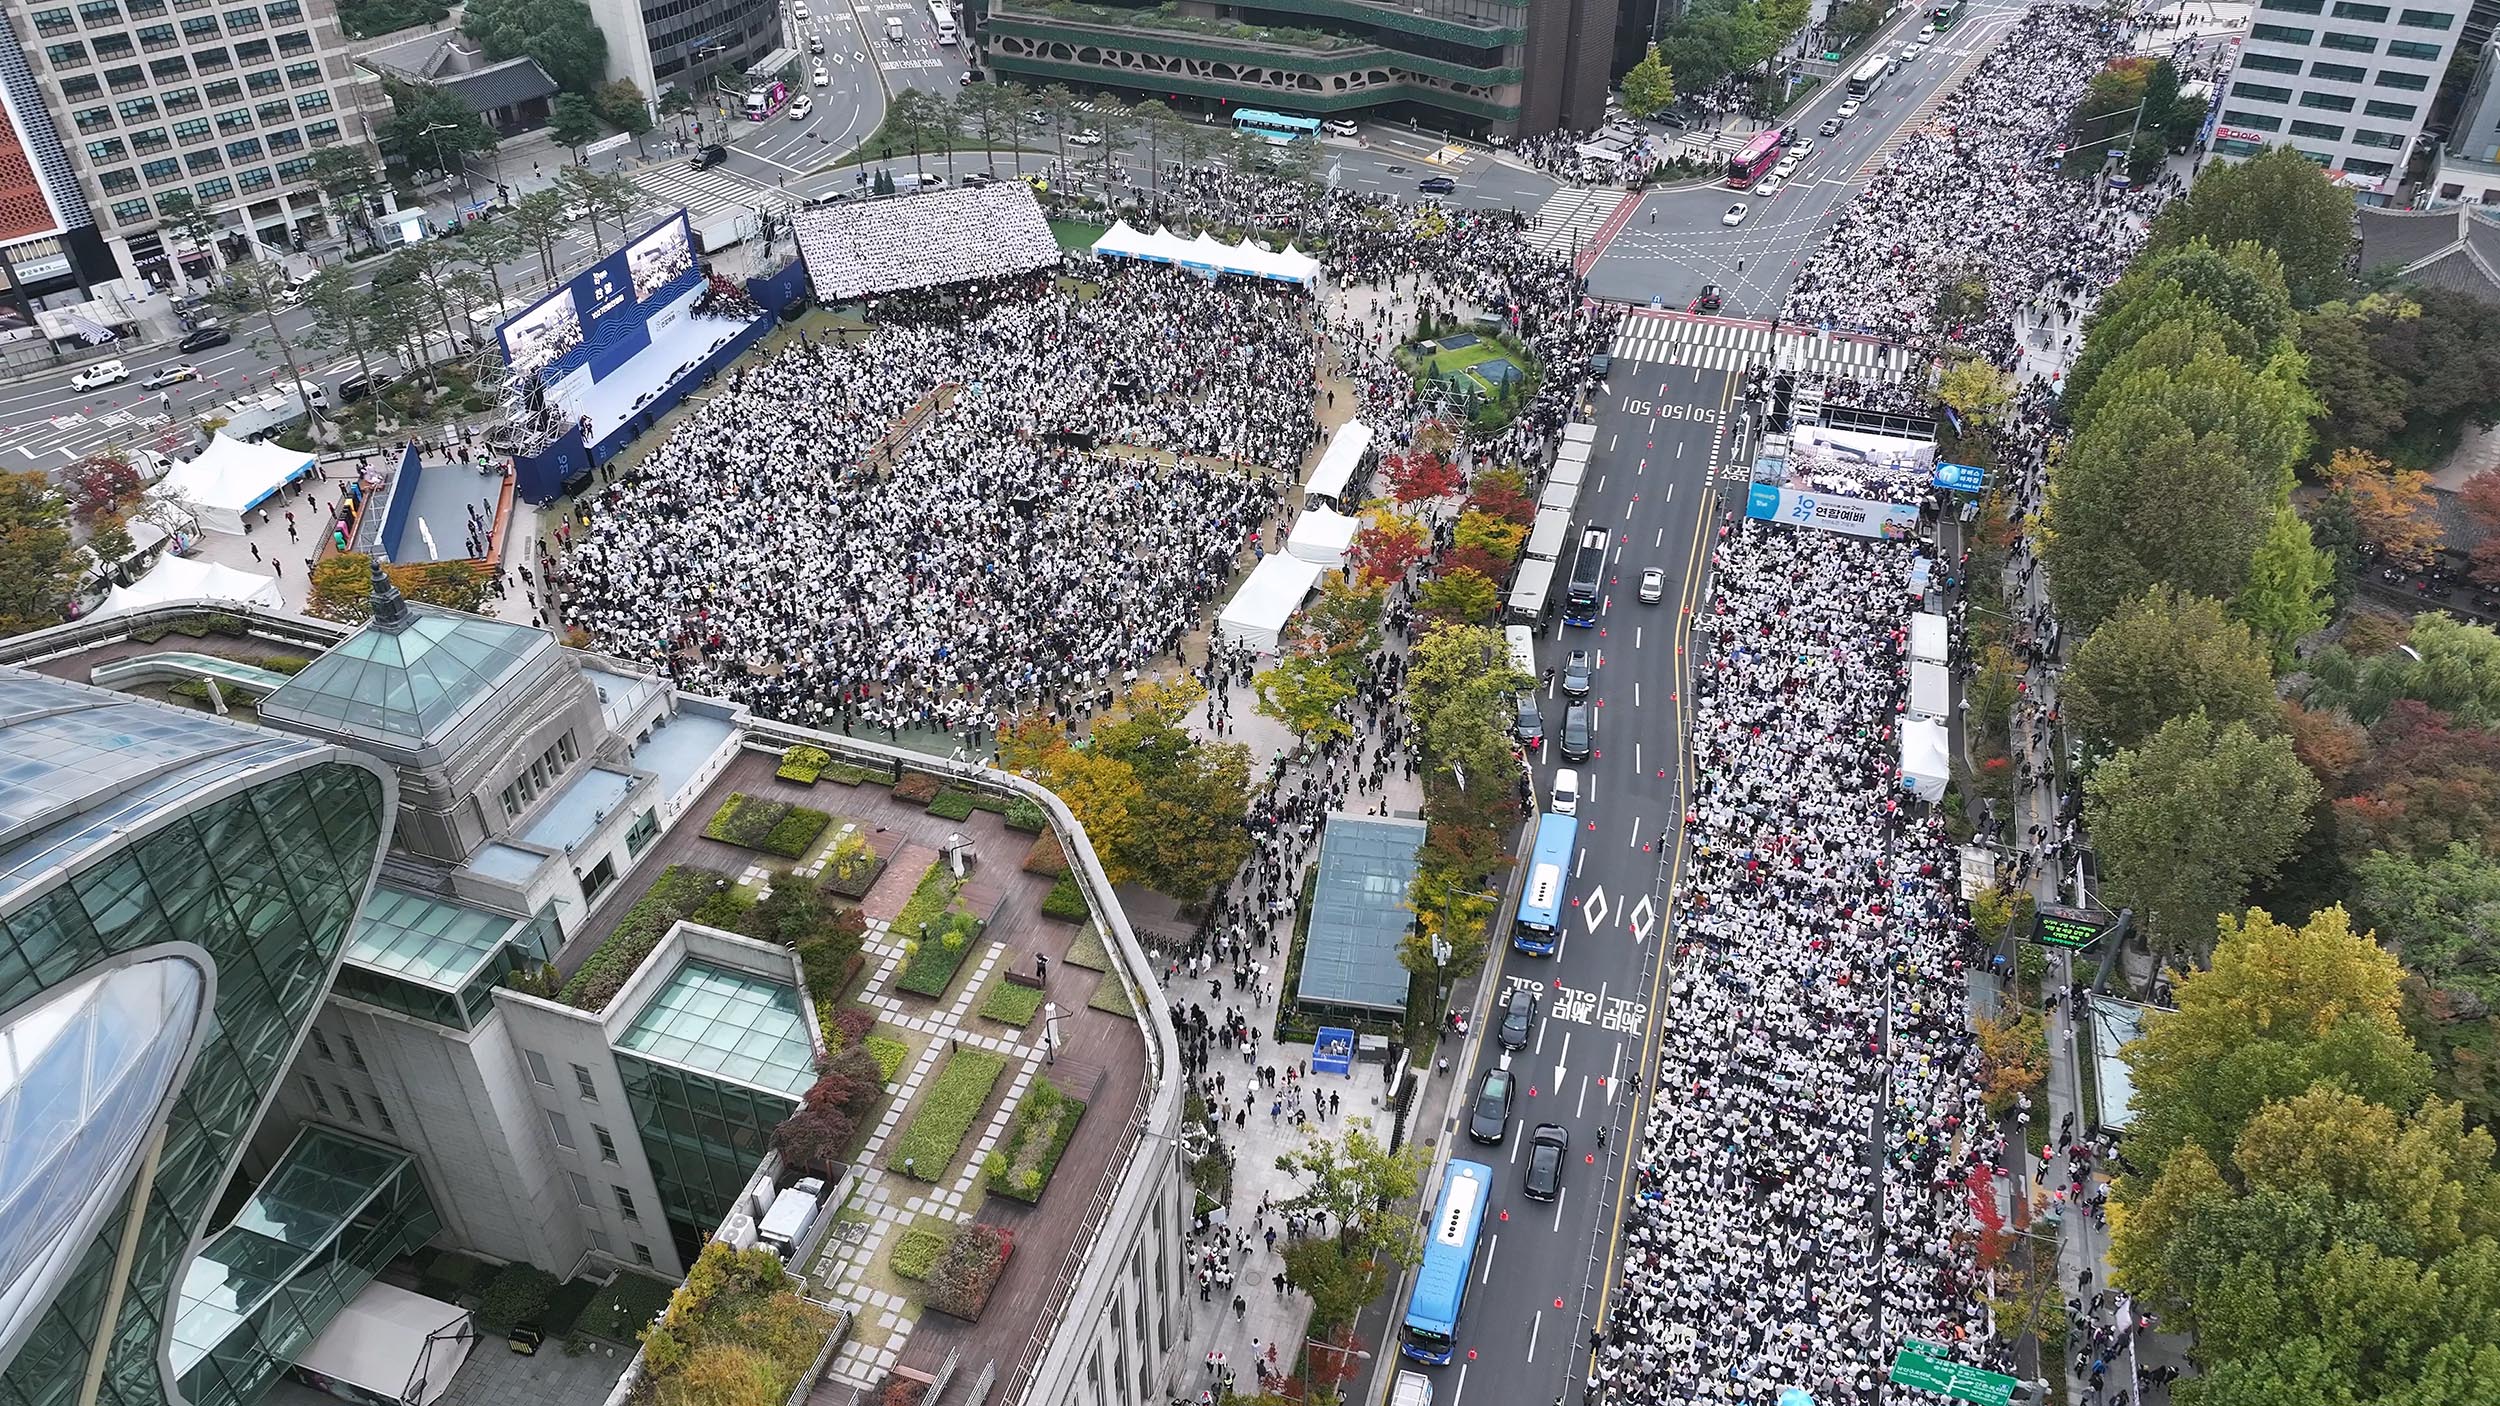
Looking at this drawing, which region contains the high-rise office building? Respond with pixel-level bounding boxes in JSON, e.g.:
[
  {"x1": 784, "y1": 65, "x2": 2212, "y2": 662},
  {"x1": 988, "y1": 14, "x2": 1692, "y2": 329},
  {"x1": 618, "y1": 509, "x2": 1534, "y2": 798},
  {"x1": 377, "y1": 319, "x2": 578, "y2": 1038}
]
[
  {"x1": 1, "y1": 0, "x2": 378, "y2": 286},
  {"x1": 2214, "y1": 0, "x2": 2466, "y2": 202},
  {"x1": 580, "y1": 0, "x2": 784, "y2": 111}
]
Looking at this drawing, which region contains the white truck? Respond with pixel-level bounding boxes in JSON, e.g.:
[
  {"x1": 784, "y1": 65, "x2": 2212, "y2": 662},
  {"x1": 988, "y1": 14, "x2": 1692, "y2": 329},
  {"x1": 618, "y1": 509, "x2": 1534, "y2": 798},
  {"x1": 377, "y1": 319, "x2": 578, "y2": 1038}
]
[
  {"x1": 1391, "y1": 1371, "x2": 1434, "y2": 1406},
  {"x1": 696, "y1": 208, "x2": 759, "y2": 254},
  {"x1": 757, "y1": 1175, "x2": 825, "y2": 1259}
]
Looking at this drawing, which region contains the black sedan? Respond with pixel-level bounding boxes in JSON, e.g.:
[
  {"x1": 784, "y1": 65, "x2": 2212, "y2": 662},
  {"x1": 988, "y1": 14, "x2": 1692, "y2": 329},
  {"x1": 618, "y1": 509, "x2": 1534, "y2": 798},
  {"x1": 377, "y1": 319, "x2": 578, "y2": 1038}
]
[
  {"x1": 1467, "y1": 1066, "x2": 1515, "y2": 1145},
  {"x1": 1418, "y1": 175, "x2": 1456, "y2": 194},
  {"x1": 1523, "y1": 1124, "x2": 1568, "y2": 1200},
  {"x1": 1496, "y1": 987, "x2": 1537, "y2": 1051},
  {"x1": 1561, "y1": 648, "x2": 1594, "y2": 698},
  {"x1": 177, "y1": 326, "x2": 231, "y2": 353}
]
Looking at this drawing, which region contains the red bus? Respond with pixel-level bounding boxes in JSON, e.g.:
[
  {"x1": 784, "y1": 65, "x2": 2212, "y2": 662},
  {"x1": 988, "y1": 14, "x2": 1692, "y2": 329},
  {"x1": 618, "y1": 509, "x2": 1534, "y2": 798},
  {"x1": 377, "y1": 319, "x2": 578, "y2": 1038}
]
[{"x1": 1726, "y1": 131, "x2": 1781, "y2": 188}]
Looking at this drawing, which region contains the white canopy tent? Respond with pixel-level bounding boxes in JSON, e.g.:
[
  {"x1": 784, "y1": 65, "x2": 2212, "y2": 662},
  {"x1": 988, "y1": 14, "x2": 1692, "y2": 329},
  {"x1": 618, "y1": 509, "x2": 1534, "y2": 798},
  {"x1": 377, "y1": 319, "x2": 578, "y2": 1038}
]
[
  {"x1": 1091, "y1": 223, "x2": 1320, "y2": 287},
  {"x1": 89, "y1": 554, "x2": 282, "y2": 619},
  {"x1": 1908, "y1": 660, "x2": 1950, "y2": 722},
  {"x1": 1285, "y1": 506, "x2": 1358, "y2": 567},
  {"x1": 1217, "y1": 553, "x2": 1326, "y2": 654},
  {"x1": 1910, "y1": 611, "x2": 1949, "y2": 665},
  {"x1": 1305, "y1": 419, "x2": 1376, "y2": 501},
  {"x1": 290, "y1": 1281, "x2": 472, "y2": 1406},
  {"x1": 1900, "y1": 718, "x2": 1950, "y2": 802},
  {"x1": 149, "y1": 433, "x2": 315, "y2": 536}
]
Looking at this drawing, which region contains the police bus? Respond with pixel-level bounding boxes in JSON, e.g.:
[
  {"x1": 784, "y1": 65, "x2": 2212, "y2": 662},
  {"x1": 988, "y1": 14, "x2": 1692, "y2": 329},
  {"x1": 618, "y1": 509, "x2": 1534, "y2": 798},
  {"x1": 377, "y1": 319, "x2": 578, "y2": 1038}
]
[
  {"x1": 1401, "y1": 1161, "x2": 1493, "y2": 1364},
  {"x1": 1514, "y1": 812, "x2": 1576, "y2": 956}
]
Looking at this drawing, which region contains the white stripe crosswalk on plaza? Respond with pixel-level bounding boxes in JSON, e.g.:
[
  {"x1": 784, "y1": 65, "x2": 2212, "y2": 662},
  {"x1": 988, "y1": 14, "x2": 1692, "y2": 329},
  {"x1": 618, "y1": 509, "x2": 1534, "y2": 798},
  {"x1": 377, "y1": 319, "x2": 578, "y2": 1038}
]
[
  {"x1": 1524, "y1": 188, "x2": 1632, "y2": 255},
  {"x1": 629, "y1": 163, "x2": 789, "y2": 219},
  {"x1": 1609, "y1": 313, "x2": 1915, "y2": 381}
]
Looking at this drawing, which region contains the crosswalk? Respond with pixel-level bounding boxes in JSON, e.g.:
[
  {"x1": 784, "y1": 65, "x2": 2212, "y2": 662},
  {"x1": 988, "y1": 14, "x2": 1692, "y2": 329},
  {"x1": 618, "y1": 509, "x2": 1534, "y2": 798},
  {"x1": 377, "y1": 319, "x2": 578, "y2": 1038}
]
[
  {"x1": 1524, "y1": 188, "x2": 1632, "y2": 256},
  {"x1": 1610, "y1": 313, "x2": 1918, "y2": 381},
  {"x1": 628, "y1": 163, "x2": 791, "y2": 220}
]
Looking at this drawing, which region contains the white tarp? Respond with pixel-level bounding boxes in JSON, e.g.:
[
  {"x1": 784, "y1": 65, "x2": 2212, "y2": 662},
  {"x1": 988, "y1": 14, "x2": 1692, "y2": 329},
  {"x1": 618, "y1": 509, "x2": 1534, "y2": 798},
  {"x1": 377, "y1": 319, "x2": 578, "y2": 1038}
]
[
  {"x1": 1908, "y1": 660, "x2": 1950, "y2": 722},
  {"x1": 1305, "y1": 419, "x2": 1375, "y2": 501},
  {"x1": 149, "y1": 433, "x2": 315, "y2": 535},
  {"x1": 1286, "y1": 506, "x2": 1358, "y2": 567},
  {"x1": 1506, "y1": 556, "x2": 1556, "y2": 623},
  {"x1": 1525, "y1": 506, "x2": 1573, "y2": 562},
  {"x1": 90, "y1": 554, "x2": 282, "y2": 619},
  {"x1": 1092, "y1": 223, "x2": 1319, "y2": 286},
  {"x1": 1900, "y1": 717, "x2": 1949, "y2": 803},
  {"x1": 291, "y1": 1280, "x2": 472, "y2": 1406},
  {"x1": 1910, "y1": 611, "x2": 1948, "y2": 665},
  {"x1": 1217, "y1": 553, "x2": 1326, "y2": 654}
]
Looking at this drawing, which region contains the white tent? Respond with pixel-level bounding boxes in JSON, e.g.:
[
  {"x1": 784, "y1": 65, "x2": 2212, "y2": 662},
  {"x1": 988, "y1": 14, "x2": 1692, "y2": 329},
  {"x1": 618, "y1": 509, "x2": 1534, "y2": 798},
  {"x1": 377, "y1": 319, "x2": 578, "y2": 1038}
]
[
  {"x1": 1910, "y1": 611, "x2": 1949, "y2": 665},
  {"x1": 90, "y1": 553, "x2": 282, "y2": 619},
  {"x1": 1217, "y1": 553, "x2": 1326, "y2": 654},
  {"x1": 1092, "y1": 224, "x2": 1318, "y2": 287},
  {"x1": 1305, "y1": 420, "x2": 1376, "y2": 501},
  {"x1": 1285, "y1": 506, "x2": 1358, "y2": 567},
  {"x1": 290, "y1": 1280, "x2": 472, "y2": 1406},
  {"x1": 149, "y1": 433, "x2": 315, "y2": 535},
  {"x1": 1900, "y1": 718, "x2": 1950, "y2": 803},
  {"x1": 1908, "y1": 660, "x2": 1950, "y2": 722}
]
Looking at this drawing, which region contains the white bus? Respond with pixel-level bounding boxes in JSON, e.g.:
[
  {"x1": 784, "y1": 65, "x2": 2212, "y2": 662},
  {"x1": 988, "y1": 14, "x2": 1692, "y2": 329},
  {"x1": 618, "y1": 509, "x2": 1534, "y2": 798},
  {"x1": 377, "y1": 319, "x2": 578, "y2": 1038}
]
[
  {"x1": 928, "y1": 0, "x2": 957, "y2": 43},
  {"x1": 1846, "y1": 54, "x2": 1887, "y2": 96}
]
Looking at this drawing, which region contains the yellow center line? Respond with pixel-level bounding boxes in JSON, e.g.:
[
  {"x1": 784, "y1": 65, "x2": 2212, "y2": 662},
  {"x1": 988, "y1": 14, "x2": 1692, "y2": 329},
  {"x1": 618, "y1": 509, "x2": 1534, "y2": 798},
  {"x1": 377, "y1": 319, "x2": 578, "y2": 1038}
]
[{"x1": 1588, "y1": 367, "x2": 1735, "y2": 1359}]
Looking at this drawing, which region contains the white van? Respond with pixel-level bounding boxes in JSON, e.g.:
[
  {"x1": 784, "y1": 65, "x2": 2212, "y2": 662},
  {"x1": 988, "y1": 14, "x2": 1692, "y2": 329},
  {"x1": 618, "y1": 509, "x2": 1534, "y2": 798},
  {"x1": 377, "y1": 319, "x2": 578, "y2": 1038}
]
[
  {"x1": 885, "y1": 14, "x2": 906, "y2": 39},
  {"x1": 1391, "y1": 1372, "x2": 1434, "y2": 1406},
  {"x1": 1550, "y1": 767, "x2": 1580, "y2": 816},
  {"x1": 1504, "y1": 624, "x2": 1537, "y2": 681}
]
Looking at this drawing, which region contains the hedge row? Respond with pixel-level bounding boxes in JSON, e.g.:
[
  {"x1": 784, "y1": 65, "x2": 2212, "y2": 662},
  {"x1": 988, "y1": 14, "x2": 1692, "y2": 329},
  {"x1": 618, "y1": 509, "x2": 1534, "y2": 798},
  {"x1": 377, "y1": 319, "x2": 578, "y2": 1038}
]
[
  {"x1": 983, "y1": 1079, "x2": 1086, "y2": 1205},
  {"x1": 560, "y1": 865, "x2": 729, "y2": 1010},
  {"x1": 1040, "y1": 875, "x2": 1089, "y2": 922},
  {"x1": 778, "y1": 744, "x2": 832, "y2": 784},
  {"x1": 888, "y1": 1050, "x2": 1007, "y2": 1181}
]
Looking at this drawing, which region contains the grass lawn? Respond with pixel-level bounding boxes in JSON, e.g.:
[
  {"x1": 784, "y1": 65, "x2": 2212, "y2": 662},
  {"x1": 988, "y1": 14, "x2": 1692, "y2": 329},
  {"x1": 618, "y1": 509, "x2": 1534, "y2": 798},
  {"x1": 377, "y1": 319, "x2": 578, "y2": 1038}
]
[
  {"x1": 1414, "y1": 337, "x2": 1513, "y2": 378},
  {"x1": 1049, "y1": 218, "x2": 1104, "y2": 252},
  {"x1": 888, "y1": 1050, "x2": 1009, "y2": 1180},
  {"x1": 978, "y1": 977, "x2": 1046, "y2": 1028}
]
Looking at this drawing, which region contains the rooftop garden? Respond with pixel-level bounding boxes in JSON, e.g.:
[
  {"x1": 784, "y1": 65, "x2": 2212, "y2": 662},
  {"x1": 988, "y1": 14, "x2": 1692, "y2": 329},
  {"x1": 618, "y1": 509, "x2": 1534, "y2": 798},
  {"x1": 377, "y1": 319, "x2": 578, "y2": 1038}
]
[
  {"x1": 556, "y1": 865, "x2": 738, "y2": 1011},
  {"x1": 640, "y1": 1242, "x2": 843, "y2": 1406},
  {"x1": 1018, "y1": 0, "x2": 1365, "y2": 49}
]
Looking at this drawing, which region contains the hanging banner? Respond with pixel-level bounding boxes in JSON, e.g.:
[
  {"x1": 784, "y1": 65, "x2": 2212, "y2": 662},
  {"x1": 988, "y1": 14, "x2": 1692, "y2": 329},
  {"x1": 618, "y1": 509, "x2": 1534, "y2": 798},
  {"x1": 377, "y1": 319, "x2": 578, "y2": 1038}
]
[{"x1": 1746, "y1": 482, "x2": 1919, "y2": 540}]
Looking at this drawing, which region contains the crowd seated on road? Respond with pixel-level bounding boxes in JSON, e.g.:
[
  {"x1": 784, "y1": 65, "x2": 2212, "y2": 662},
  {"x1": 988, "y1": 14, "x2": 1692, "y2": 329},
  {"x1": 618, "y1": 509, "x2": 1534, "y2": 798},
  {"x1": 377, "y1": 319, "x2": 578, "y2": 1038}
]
[{"x1": 1783, "y1": 4, "x2": 2159, "y2": 364}]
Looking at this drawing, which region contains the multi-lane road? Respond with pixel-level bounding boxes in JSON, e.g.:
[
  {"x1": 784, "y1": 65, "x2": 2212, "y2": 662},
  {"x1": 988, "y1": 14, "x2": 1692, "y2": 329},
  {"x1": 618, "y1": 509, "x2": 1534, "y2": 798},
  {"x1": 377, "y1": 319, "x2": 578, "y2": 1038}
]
[{"x1": 1367, "y1": 348, "x2": 1737, "y2": 1406}]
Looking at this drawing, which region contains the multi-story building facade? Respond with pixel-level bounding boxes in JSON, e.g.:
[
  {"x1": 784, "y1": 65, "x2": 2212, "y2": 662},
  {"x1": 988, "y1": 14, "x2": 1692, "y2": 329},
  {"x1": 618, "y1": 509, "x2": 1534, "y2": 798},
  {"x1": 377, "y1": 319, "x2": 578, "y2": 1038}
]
[
  {"x1": 0, "y1": 44, "x2": 114, "y2": 312},
  {"x1": 581, "y1": 0, "x2": 784, "y2": 111},
  {"x1": 2429, "y1": 35, "x2": 2500, "y2": 201},
  {"x1": 974, "y1": 0, "x2": 1617, "y2": 139},
  {"x1": 2215, "y1": 0, "x2": 2466, "y2": 201},
  {"x1": 2, "y1": 0, "x2": 376, "y2": 286}
]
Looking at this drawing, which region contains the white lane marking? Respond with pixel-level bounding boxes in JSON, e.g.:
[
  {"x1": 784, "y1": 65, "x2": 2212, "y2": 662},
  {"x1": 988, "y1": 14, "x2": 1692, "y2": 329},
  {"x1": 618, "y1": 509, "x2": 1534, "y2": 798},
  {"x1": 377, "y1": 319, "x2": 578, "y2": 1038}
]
[{"x1": 1480, "y1": 1236, "x2": 1499, "y2": 1286}]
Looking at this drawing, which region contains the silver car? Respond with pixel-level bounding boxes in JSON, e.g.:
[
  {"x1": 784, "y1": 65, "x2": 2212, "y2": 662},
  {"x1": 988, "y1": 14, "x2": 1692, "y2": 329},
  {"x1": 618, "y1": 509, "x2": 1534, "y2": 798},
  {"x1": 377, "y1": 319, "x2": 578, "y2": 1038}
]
[{"x1": 1639, "y1": 567, "x2": 1666, "y2": 603}]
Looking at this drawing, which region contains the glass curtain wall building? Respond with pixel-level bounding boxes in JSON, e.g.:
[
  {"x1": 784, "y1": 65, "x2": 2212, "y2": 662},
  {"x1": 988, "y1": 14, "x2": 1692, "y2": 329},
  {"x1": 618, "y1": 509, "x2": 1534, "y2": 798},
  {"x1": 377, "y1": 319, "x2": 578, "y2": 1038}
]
[{"x1": 0, "y1": 670, "x2": 393, "y2": 1406}]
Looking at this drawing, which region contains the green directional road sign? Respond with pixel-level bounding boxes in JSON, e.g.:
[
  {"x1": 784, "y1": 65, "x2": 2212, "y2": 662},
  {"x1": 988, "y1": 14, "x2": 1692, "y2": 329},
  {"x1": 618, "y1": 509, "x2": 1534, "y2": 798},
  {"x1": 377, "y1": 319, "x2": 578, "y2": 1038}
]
[
  {"x1": 1906, "y1": 1338, "x2": 1955, "y2": 1358},
  {"x1": 1889, "y1": 1347, "x2": 2023, "y2": 1406}
]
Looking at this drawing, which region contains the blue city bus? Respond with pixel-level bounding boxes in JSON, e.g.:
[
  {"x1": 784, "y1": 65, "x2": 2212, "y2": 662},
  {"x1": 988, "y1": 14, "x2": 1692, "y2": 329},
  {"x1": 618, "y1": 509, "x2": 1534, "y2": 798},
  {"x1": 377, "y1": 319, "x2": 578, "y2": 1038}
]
[
  {"x1": 1402, "y1": 1160, "x2": 1494, "y2": 1364},
  {"x1": 1233, "y1": 108, "x2": 1322, "y2": 144},
  {"x1": 1514, "y1": 812, "x2": 1575, "y2": 956}
]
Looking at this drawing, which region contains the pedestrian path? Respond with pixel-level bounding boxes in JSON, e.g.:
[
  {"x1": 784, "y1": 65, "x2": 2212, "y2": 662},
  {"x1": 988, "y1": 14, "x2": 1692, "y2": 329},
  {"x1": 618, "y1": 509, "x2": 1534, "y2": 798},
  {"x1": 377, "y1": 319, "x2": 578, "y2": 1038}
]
[
  {"x1": 628, "y1": 161, "x2": 790, "y2": 219},
  {"x1": 1524, "y1": 188, "x2": 1634, "y2": 256},
  {"x1": 1609, "y1": 312, "x2": 1916, "y2": 380}
]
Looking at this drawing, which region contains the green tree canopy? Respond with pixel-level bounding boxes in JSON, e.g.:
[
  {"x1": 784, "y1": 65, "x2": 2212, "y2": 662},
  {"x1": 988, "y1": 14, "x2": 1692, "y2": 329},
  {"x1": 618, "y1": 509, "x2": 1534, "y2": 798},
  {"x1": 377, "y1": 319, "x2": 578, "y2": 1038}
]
[
  {"x1": 2148, "y1": 145, "x2": 2358, "y2": 308},
  {"x1": 1274, "y1": 1118, "x2": 1427, "y2": 1331},
  {"x1": 2353, "y1": 842, "x2": 2500, "y2": 1007},
  {"x1": 374, "y1": 76, "x2": 499, "y2": 175},
  {"x1": 2065, "y1": 239, "x2": 2296, "y2": 408},
  {"x1": 1621, "y1": 44, "x2": 1677, "y2": 118},
  {"x1": 2085, "y1": 714, "x2": 2322, "y2": 961},
  {"x1": 2231, "y1": 505, "x2": 2335, "y2": 667},
  {"x1": 2064, "y1": 587, "x2": 2280, "y2": 756},
  {"x1": 0, "y1": 471, "x2": 77, "y2": 634},
  {"x1": 548, "y1": 91, "x2": 604, "y2": 153},
  {"x1": 461, "y1": 0, "x2": 609, "y2": 94}
]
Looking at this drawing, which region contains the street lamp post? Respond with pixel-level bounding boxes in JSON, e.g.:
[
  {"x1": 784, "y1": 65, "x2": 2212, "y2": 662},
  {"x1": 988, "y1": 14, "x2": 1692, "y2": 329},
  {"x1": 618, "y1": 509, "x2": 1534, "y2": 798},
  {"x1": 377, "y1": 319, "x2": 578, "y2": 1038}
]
[
  {"x1": 1302, "y1": 1337, "x2": 1372, "y2": 1405},
  {"x1": 418, "y1": 122, "x2": 476, "y2": 205}
]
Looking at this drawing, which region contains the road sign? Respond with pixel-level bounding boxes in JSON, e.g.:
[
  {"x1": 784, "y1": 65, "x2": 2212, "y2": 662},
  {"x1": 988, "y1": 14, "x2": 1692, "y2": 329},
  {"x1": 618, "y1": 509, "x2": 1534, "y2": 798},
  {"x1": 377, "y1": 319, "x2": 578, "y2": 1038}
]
[
  {"x1": 1889, "y1": 1347, "x2": 2022, "y2": 1406},
  {"x1": 2031, "y1": 902, "x2": 2109, "y2": 949}
]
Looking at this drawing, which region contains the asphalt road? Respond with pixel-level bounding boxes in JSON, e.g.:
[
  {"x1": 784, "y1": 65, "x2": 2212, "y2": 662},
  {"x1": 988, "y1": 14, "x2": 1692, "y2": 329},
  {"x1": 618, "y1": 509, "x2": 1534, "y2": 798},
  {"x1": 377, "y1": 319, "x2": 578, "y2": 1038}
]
[
  {"x1": 1585, "y1": 0, "x2": 2033, "y2": 316},
  {"x1": 1382, "y1": 362, "x2": 1735, "y2": 1406}
]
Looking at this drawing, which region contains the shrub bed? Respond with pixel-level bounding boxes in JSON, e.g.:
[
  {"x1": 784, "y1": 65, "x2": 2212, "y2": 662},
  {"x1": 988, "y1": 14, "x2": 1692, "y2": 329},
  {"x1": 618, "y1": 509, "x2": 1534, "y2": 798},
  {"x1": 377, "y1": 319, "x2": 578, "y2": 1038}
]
[
  {"x1": 892, "y1": 861, "x2": 963, "y2": 938},
  {"x1": 560, "y1": 866, "x2": 729, "y2": 1010},
  {"x1": 478, "y1": 1264, "x2": 558, "y2": 1330},
  {"x1": 1022, "y1": 832, "x2": 1069, "y2": 876},
  {"x1": 578, "y1": 1270, "x2": 677, "y2": 1343},
  {"x1": 778, "y1": 744, "x2": 832, "y2": 784},
  {"x1": 1003, "y1": 797, "x2": 1049, "y2": 833},
  {"x1": 984, "y1": 1079, "x2": 1087, "y2": 1204},
  {"x1": 1040, "y1": 875, "x2": 1089, "y2": 922},
  {"x1": 1088, "y1": 969, "x2": 1134, "y2": 1017},
  {"x1": 893, "y1": 771, "x2": 943, "y2": 803},
  {"x1": 825, "y1": 762, "x2": 882, "y2": 786},
  {"x1": 865, "y1": 1033, "x2": 912, "y2": 1083},
  {"x1": 762, "y1": 807, "x2": 831, "y2": 859},
  {"x1": 702, "y1": 793, "x2": 791, "y2": 850},
  {"x1": 819, "y1": 829, "x2": 886, "y2": 897},
  {"x1": 969, "y1": 792, "x2": 1012, "y2": 814},
  {"x1": 795, "y1": 910, "x2": 869, "y2": 1048},
  {"x1": 889, "y1": 1050, "x2": 1007, "y2": 1180},
  {"x1": 889, "y1": 1216, "x2": 956, "y2": 1280},
  {"x1": 923, "y1": 1223, "x2": 1014, "y2": 1321},
  {"x1": 979, "y1": 979, "x2": 1046, "y2": 1027},
  {"x1": 927, "y1": 788, "x2": 976, "y2": 821},
  {"x1": 895, "y1": 911, "x2": 983, "y2": 998}
]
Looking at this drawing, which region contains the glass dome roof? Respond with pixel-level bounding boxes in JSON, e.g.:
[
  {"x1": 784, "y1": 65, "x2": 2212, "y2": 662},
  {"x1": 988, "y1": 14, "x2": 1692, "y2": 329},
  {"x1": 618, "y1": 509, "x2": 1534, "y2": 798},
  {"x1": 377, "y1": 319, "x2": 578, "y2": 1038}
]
[
  {"x1": 0, "y1": 956, "x2": 208, "y2": 1352},
  {"x1": 256, "y1": 606, "x2": 548, "y2": 748}
]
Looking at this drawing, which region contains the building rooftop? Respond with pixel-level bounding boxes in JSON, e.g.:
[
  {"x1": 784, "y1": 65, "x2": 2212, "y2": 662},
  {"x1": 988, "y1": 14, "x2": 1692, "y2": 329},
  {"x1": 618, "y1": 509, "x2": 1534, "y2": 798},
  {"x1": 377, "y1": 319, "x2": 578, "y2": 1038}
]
[
  {"x1": 2357, "y1": 202, "x2": 2500, "y2": 304},
  {"x1": 584, "y1": 662, "x2": 664, "y2": 735},
  {"x1": 520, "y1": 765, "x2": 640, "y2": 853},
  {"x1": 632, "y1": 709, "x2": 738, "y2": 802},
  {"x1": 1295, "y1": 812, "x2": 1427, "y2": 1014},
  {"x1": 465, "y1": 842, "x2": 548, "y2": 886},
  {"x1": 616, "y1": 958, "x2": 815, "y2": 1097},
  {"x1": 347, "y1": 885, "x2": 535, "y2": 990},
  {"x1": 258, "y1": 600, "x2": 551, "y2": 750},
  {"x1": 0, "y1": 669, "x2": 329, "y2": 906}
]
